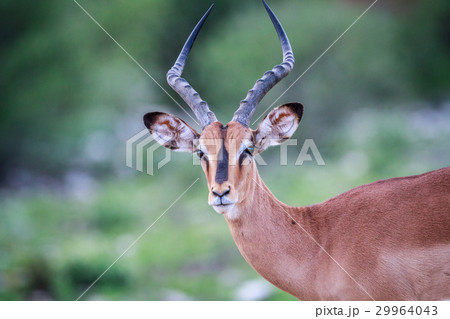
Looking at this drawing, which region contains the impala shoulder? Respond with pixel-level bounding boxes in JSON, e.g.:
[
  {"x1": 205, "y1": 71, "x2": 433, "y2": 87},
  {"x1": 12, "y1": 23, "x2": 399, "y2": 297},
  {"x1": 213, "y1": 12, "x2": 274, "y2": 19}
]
[{"x1": 325, "y1": 166, "x2": 450, "y2": 203}]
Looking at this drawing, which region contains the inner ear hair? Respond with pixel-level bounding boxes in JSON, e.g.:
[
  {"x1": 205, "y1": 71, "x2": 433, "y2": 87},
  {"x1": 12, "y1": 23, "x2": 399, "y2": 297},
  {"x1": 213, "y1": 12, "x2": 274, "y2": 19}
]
[
  {"x1": 143, "y1": 112, "x2": 199, "y2": 137},
  {"x1": 277, "y1": 102, "x2": 304, "y2": 124},
  {"x1": 143, "y1": 112, "x2": 166, "y2": 131},
  {"x1": 142, "y1": 112, "x2": 200, "y2": 153},
  {"x1": 266, "y1": 102, "x2": 304, "y2": 138}
]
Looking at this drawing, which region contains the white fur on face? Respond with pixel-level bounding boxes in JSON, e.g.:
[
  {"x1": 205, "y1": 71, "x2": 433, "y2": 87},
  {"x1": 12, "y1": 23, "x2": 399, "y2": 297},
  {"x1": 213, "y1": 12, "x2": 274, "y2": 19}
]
[{"x1": 211, "y1": 203, "x2": 240, "y2": 220}]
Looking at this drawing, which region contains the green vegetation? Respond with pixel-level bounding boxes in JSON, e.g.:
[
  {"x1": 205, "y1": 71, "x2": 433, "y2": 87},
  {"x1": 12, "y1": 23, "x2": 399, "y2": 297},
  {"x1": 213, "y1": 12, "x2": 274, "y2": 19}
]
[{"x1": 0, "y1": 0, "x2": 449, "y2": 300}]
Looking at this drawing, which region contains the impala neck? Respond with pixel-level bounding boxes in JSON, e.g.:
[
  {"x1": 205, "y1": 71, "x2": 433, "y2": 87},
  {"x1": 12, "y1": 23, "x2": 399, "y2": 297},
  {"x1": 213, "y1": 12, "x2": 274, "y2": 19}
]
[
  {"x1": 225, "y1": 165, "x2": 294, "y2": 222},
  {"x1": 222, "y1": 165, "x2": 320, "y2": 300}
]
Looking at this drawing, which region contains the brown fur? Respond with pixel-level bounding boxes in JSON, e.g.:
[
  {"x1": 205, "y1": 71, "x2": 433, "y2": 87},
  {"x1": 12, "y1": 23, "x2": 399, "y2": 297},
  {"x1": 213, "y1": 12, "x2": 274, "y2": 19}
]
[
  {"x1": 147, "y1": 0, "x2": 449, "y2": 300},
  {"x1": 200, "y1": 122, "x2": 450, "y2": 301},
  {"x1": 145, "y1": 111, "x2": 450, "y2": 300}
]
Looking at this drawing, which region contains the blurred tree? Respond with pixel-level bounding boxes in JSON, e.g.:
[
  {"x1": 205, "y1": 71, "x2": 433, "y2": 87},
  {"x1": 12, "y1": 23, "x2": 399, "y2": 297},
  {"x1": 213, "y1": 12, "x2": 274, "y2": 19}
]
[
  {"x1": 396, "y1": 0, "x2": 450, "y2": 99},
  {"x1": 0, "y1": 0, "x2": 448, "y2": 186}
]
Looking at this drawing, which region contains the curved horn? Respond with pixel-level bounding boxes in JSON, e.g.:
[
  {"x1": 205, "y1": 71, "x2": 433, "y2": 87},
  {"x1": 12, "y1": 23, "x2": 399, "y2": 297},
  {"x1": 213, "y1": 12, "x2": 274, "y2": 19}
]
[
  {"x1": 167, "y1": 4, "x2": 217, "y2": 128},
  {"x1": 232, "y1": 0, "x2": 295, "y2": 127}
]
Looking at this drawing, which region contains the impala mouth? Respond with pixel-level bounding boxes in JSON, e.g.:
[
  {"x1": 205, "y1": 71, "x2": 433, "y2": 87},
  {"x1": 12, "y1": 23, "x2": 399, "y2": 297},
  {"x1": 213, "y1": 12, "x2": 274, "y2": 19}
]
[
  {"x1": 210, "y1": 196, "x2": 235, "y2": 206},
  {"x1": 209, "y1": 196, "x2": 235, "y2": 214},
  {"x1": 211, "y1": 203, "x2": 235, "y2": 215},
  {"x1": 214, "y1": 203, "x2": 233, "y2": 208}
]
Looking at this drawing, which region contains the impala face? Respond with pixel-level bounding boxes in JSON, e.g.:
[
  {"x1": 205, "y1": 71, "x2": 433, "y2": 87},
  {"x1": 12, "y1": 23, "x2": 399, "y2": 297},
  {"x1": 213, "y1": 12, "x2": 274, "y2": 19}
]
[
  {"x1": 144, "y1": 104, "x2": 303, "y2": 217},
  {"x1": 143, "y1": 0, "x2": 302, "y2": 218},
  {"x1": 198, "y1": 122, "x2": 254, "y2": 215}
]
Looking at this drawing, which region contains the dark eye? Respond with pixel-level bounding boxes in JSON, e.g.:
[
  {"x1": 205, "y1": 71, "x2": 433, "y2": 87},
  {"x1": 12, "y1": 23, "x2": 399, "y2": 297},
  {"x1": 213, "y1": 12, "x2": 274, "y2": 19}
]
[
  {"x1": 196, "y1": 150, "x2": 205, "y2": 159},
  {"x1": 244, "y1": 146, "x2": 254, "y2": 156}
]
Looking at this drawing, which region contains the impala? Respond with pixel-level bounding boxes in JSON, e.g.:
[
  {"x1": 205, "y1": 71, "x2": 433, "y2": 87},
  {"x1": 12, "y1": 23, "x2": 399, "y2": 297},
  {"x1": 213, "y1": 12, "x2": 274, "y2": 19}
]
[{"x1": 143, "y1": 1, "x2": 450, "y2": 300}]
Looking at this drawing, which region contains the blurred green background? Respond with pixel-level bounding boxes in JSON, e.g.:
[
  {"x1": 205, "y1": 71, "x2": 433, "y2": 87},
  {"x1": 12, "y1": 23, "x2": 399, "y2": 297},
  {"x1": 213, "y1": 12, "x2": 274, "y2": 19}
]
[{"x1": 0, "y1": 0, "x2": 449, "y2": 300}]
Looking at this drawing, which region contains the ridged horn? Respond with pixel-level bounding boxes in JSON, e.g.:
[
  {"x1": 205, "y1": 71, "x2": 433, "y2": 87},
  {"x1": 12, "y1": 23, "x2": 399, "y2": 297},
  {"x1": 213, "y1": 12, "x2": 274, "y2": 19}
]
[
  {"x1": 232, "y1": 0, "x2": 295, "y2": 127},
  {"x1": 167, "y1": 4, "x2": 217, "y2": 129}
]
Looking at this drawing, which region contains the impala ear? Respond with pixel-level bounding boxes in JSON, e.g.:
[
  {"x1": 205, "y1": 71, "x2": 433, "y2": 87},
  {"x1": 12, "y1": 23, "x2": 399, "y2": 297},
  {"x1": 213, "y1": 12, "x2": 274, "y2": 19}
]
[
  {"x1": 253, "y1": 103, "x2": 303, "y2": 154},
  {"x1": 143, "y1": 112, "x2": 200, "y2": 152}
]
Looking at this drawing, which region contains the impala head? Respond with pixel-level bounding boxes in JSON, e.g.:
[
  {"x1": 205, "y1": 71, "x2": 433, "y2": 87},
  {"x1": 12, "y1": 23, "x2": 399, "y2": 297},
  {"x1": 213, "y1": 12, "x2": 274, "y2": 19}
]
[{"x1": 144, "y1": 0, "x2": 303, "y2": 217}]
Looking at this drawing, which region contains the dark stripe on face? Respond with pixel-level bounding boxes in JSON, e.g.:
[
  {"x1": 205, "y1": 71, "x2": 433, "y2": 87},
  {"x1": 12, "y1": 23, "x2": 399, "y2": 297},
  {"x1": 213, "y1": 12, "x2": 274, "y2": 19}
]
[
  {"x1": 239, "y1": 152, "x2": 247, "y2": 168},
  {"x1": 215, "y1": 126, "x2": 228, "y2": 184},
  {"x1": 204, "y1": 157, "x2": 209, "y2": 173}
]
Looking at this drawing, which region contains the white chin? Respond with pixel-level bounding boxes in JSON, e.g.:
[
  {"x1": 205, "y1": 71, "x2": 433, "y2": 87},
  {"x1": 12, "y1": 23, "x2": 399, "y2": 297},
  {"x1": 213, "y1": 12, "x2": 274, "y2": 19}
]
[{"x1": 212, "y1": 204, "x2": 235, "y2": 215}]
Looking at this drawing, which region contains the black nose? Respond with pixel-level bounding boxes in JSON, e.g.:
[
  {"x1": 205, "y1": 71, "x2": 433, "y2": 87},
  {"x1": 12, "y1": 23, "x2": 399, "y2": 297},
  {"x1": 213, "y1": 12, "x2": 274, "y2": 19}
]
[{"x1": 212, "y1": 187, "x2": 230, "y2": 197}]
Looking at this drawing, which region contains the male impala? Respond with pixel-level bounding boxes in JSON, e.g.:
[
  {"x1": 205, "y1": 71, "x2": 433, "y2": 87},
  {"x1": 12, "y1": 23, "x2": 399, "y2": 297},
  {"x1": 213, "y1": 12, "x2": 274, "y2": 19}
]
[{"x1": 144, "y1": 1, "x2": 450, "y2": 300}]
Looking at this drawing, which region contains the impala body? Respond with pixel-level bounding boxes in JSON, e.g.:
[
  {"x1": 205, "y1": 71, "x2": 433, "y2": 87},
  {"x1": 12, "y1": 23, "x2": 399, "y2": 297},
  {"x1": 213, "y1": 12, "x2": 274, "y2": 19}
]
[{"x1": 144, "y1": 1, "x2": 450, "y2": 300}]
